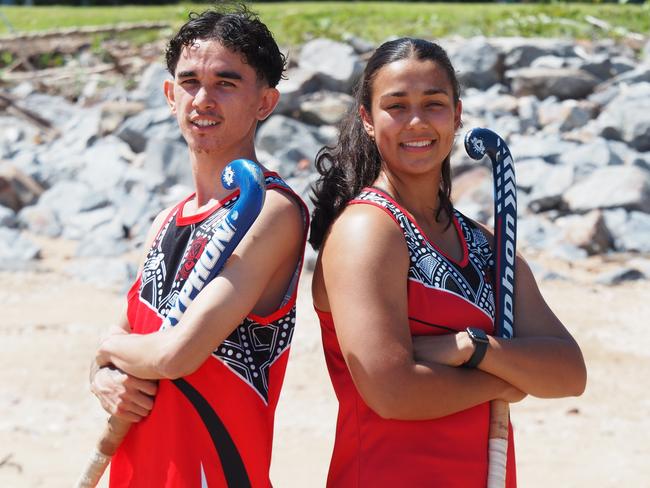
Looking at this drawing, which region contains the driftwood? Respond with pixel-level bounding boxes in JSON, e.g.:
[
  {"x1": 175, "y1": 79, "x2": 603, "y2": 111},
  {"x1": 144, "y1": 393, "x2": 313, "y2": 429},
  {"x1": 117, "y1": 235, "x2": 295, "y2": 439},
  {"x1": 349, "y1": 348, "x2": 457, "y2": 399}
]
[
  {"x1": 0, "y1": 21, "x2": 170, "y2": 44},
  {"x1": 0, "y1": 62, "x2": 115, "y2": 83},
  {"x1": 0, "y1": 21, "x2": 170, "y2": 57},
  {"x1": 0, "y1": 90, "x2": 59, "y2": 138}
]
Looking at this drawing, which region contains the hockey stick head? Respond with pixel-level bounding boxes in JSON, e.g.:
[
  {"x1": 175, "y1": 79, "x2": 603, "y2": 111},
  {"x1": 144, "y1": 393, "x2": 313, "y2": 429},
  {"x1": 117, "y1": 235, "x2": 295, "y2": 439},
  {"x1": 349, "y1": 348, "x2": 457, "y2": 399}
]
[
  {"x1": 464, "y1": 127, "x2": 512, "y2": 167},
  {"x1": 222, "y1": 158, "x2": 266, "y2": 228}
]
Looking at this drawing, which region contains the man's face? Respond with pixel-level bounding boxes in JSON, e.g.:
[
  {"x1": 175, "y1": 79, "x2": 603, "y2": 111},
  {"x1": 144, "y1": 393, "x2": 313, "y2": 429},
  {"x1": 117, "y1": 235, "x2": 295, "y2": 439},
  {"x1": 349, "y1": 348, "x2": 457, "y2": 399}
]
[{"x1": 164, "y1": 39, "x2": 278, "y2": 161}]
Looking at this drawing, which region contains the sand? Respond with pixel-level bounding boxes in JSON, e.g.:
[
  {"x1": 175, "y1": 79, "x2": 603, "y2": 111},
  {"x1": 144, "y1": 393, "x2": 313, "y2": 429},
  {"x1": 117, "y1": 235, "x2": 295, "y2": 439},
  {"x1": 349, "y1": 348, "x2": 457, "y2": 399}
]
[{"x1": 0, "y1": 237, "x2": 648, "y2": 487}]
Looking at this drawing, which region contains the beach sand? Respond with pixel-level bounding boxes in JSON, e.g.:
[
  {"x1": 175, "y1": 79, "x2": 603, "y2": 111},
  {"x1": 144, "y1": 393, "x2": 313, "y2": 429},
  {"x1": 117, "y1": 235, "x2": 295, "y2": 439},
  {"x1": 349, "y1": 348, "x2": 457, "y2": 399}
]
[{"x1": 0, "y1": 237, "x2": 648, "y2": 487}]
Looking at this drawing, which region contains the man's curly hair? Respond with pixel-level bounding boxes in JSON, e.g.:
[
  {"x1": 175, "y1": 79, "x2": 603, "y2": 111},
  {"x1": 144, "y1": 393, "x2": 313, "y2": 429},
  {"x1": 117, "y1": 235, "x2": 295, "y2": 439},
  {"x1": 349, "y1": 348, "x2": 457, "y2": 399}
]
[{"x1": 165, "y1": 3, "x2": 286, "y2": 87}]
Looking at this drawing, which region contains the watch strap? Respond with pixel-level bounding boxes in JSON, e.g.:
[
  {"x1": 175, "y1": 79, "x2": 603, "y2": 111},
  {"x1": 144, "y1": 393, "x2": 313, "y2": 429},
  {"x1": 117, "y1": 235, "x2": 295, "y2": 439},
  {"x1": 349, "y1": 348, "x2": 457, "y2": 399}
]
[{"x1": 462, "y1": 327, "x2": 488, "y2": 368}]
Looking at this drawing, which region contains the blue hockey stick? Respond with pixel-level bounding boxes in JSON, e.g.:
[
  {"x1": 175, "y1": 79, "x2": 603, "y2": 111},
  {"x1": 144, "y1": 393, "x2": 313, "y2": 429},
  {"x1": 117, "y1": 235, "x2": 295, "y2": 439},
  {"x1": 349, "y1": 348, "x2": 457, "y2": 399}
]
[{"x1": 465, "y1": 128, "x2": 517, "y2": 488}]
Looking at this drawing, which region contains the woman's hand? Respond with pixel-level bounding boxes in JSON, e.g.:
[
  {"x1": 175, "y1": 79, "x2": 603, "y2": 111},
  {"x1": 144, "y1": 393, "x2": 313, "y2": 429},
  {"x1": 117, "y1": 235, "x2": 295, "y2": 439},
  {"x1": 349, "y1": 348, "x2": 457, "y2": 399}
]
[
  {"x1": 412, "y1": 332, "x2": 474, "y2": 368},
  {"x1": 498, "y1": 383, "x2": 527, "y2": 403}
]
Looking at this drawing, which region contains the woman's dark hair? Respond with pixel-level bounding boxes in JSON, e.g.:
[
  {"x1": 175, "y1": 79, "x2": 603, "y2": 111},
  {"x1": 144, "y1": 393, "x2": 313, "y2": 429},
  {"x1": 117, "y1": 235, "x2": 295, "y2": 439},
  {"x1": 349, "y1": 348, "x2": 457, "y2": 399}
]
[
  {"x1": 165, "y1": 3, "x2": 286, "y2": 87},
  {"x1": 309, "y1": 37, "x2": 461, "y2": 250}
]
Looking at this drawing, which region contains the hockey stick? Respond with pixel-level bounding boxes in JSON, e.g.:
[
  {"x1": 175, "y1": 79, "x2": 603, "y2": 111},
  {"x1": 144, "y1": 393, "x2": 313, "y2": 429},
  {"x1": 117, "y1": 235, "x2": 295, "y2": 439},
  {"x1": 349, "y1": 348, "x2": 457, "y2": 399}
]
[
  {"x1": 75, "y1": 159, "x2": 266, "y2": 488},
  {"x1": 464, "y1": 128, "x2": 517, "y2": 488}
]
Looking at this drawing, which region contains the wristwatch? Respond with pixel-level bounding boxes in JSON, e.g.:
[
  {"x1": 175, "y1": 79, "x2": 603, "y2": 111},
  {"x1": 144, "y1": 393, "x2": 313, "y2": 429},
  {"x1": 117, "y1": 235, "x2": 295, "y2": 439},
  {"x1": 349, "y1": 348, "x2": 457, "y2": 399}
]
[{"x1": 462, "y1": 327, "x2": 489, "y2": 368}]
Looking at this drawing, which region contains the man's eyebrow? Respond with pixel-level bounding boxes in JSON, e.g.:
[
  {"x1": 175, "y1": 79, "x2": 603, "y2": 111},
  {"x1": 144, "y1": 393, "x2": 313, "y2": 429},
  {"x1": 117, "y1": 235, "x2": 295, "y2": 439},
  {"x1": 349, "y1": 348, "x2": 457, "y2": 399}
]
[
  {"x1": 216, "y1": 70, "x2": 243, "y2": 80},
  {"x1": 176, "y1": 70, "x2": 244, "y2": 81}
]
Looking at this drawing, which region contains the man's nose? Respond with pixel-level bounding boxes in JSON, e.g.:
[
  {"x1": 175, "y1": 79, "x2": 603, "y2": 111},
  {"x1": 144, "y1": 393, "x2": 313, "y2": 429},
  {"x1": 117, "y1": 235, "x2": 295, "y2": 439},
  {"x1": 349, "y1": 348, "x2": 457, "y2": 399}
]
[{"x1": 192, "y1": 86, "x2": 215, "y2": 110}]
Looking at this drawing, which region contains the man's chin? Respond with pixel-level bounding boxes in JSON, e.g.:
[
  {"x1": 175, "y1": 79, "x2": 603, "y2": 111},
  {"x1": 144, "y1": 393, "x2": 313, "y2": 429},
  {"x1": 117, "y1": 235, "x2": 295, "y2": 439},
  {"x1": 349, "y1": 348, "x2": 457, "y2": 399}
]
[{"x1": 194, "y1": 147, "x2": 215, "y2": 155}]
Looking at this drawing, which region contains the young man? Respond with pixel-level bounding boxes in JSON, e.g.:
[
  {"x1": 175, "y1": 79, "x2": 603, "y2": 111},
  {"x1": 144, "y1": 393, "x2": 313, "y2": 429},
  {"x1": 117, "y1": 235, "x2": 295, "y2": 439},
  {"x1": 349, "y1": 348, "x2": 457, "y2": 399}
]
[{"x1": 89, "y1": 6, "x2": 307, "y2": 487}]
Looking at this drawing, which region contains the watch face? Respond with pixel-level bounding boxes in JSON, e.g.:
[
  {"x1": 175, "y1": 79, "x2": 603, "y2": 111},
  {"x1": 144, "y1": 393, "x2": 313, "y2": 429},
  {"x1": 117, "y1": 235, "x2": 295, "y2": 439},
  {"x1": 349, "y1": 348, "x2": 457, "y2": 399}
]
[{"x1": 468, "y1": 327, "x2": 489, "y2": 343}]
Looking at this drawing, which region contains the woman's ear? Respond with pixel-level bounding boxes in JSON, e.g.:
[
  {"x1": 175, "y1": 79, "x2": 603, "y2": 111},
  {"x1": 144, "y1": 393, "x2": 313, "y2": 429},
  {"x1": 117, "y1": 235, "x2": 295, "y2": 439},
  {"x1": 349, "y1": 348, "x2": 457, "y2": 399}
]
[
  {"x1": 454, "y1": 99, "x2": 463, "y2": 131},
  {"x1": 359, "y1": 105, "x2": 375, "y2": 139}
]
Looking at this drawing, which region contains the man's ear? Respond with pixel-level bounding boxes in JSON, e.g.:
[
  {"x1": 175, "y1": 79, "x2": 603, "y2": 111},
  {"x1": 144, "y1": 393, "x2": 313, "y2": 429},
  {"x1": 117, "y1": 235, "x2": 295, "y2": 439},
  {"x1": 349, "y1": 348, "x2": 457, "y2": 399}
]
[
  {"x1": 257, "y1": 87, "x2": 280, "y2": 121},
  {"x1": 359, "y1": 105, "x2": 375, "y2": 139},
  {"x1": 163, "y1": 79, "x2": 176, "y2": 113}
]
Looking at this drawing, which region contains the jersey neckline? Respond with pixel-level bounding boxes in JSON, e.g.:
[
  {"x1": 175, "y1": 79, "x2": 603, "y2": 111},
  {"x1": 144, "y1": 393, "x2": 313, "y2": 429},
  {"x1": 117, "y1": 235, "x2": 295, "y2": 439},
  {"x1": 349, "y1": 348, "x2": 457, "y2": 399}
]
[{"x1": 362, "y1": 186, "x2": 469, "y2": 267}]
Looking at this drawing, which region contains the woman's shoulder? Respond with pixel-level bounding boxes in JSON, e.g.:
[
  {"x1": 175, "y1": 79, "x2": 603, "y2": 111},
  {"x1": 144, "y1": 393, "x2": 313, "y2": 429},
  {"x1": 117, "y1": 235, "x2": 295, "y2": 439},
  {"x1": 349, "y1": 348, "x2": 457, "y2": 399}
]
[{"x1": 324, "y1": 201, "x2": 408, "y2": 261}]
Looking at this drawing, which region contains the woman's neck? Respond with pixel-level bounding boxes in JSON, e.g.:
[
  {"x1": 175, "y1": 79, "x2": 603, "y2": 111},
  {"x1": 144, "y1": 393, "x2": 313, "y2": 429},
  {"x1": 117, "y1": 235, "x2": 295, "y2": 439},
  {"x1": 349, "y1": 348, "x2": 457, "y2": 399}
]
[{"x1": 374, "y1": 169, "x2": 443, "y2": 224}]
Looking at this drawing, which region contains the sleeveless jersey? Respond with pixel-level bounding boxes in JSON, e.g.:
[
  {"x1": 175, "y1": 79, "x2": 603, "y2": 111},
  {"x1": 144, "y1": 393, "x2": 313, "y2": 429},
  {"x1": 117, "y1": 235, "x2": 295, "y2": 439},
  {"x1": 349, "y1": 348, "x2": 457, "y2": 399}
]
[
  {"x1": 317, "y1": 187, "x2": 516, "y2": 488},
  {"x1": 109, "y1": 172, "x2": 308, "y2": 488}
]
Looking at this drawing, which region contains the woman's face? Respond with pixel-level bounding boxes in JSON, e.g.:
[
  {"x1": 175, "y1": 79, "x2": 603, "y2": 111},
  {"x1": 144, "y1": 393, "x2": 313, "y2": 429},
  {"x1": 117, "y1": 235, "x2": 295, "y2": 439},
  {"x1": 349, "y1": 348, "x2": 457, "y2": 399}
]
[{"x1": 360, "y1": 57, "x2": 462, "y2": 179}]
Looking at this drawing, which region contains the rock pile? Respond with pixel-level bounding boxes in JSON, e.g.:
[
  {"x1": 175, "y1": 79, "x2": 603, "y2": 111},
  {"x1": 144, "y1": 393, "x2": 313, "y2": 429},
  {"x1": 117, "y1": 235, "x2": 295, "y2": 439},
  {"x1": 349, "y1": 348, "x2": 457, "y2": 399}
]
[{"x1": 1, "y1": 35, "x2": 649, "y2": 287}]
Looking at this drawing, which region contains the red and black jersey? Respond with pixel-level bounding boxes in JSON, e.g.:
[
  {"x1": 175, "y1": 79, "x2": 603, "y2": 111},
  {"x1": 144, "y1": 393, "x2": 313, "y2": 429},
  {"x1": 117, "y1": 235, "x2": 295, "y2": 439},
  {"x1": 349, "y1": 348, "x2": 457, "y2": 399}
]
[
  {"x1": 317, "y1": 187, "x2": 516, "y2": 488},
  {"x1": 109, "y1": 173, "x2": 308, "y2": 488}
]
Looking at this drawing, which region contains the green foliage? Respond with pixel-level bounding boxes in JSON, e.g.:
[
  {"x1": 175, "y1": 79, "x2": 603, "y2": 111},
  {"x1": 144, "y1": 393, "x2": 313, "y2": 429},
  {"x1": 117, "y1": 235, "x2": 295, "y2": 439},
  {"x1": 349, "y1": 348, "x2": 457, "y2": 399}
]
[
  {"x1": 0, "y1": 50, "x2": 14, "y2": 68},
  {"x1": 0, "y1": 2, "x2": 648, "y2": 46}
]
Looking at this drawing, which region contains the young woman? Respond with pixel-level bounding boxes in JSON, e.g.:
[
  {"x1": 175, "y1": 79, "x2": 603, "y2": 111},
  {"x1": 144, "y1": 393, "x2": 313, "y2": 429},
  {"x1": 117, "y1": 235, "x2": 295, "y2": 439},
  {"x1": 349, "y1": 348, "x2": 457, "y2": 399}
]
[{"x1": 310, "y1": 38, "x2": 586, "y2": 487}]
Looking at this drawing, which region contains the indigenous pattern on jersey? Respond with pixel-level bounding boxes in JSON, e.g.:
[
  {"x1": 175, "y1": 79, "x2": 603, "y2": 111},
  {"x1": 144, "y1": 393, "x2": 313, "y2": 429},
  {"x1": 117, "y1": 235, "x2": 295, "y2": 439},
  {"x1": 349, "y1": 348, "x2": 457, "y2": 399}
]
[
  {"x1": 317, "y1": 187, "x2": 516, "y2": 488},
  {"x1": 109, "y1": 172, "x2": 308, "y2": 488}
]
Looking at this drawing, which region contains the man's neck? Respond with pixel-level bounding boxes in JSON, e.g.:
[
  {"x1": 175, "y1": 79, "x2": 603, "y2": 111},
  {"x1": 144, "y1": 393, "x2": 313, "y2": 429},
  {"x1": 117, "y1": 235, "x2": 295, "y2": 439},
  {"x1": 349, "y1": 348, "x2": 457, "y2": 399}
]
[{"x1": 189, "y1": 146, "x2": 259, "y2": 208}]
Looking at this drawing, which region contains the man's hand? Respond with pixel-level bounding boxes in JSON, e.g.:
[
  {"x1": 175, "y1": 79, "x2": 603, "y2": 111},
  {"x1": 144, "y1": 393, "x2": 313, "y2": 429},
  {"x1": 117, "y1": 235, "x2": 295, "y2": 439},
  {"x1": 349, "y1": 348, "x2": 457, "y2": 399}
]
[{"x1": 90, "y1": 366, "x2": 158, "y2": 423}]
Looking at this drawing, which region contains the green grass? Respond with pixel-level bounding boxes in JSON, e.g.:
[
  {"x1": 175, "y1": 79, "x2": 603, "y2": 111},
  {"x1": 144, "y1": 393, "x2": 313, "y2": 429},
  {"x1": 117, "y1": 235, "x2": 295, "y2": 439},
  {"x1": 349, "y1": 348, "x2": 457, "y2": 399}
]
[{"x1": 0, "y1": 2, "x2": 649, "y2": 47}]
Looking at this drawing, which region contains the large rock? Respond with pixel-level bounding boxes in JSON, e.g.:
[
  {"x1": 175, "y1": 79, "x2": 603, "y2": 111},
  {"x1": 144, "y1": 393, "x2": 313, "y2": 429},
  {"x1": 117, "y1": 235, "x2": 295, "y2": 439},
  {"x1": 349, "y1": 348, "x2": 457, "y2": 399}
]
[
  {"x1": 555, "y1": 210, "x2": 612, "y2": 255},
  {"x1": 496, "y1": 37, "x2": 576, "y2": 70},
  {"x1": 596, "y1": 82, "x2": 650, "y2": 151},
  {"x1": 452, "y1": 37, "x2": 503, "y2": 90},
  {"x1": 515, "y1": 158, "x2": 553, "y2": 192},
  {"x1": 116, "y1": 107, "x2": 179, "y2": 153},
  {"x1": 517, "y1": 214, "x2": 562, "y2": 250},
  {"x1": 575, "y1": 54, "x2": 614, "y2": 81},
  {"x1": 20, "y1": 92, "x2": 82, "y2": 129},
  {"x1": 0, "y1": 205, "x2": 16, "y2": 228},
  {"x1": 297, "y1": 91, "x2": 353, "y2": 126},
  {"x1": 255, "y1": 115, "x2": 323, "y2": 176},
  {"x1": 557, "y1": 138, "x2": 623, "y2": 176},
  {"x1": 537, "y1": 99, "x2": 593, "y2": 132},
  {"x1": 75, "y1": 217, "x2": 129, "y2": 257},
  {"x1": 38, "y1": 180, "x2": 107, "y2": 223},
  {"x1": 588, "y1": 84, "x2": 620, "y2": 108},
  {"x1": 141, "y1": 137, "x2": 191, "y2": 188},
  {"x1": 452, "y1": 166, "x2": 494, "y2": 223},
  {"x1": 603, "y1": 210, "x2": 650, "y2": 253},
  {"x1": 0, "y1": 227, "x2": 40, "y2": 269},
  {"x1": 99, "y1": 101, "x2": 147, "y2": 136},
  {"x1": 507, "y1": 67, "x2": 599, "y2": 100},
  {"x1": 563, "y1": 166, "x2": 650, "y2": 213},
  {"x1": 595, "y1": 267, "x2": 645, "y2": 285},
  {"x1": 63, "y1": 206, "x2": 117, "y2": 240},
  {"x1": 78, "y1": 136, "x2": 133, "y2": 194},
  {"x1": 57, "y1": 106, "x2": 103, "y2": 155},
  {"x1": 508, "y1": 134, "x2": 578, "y2": 163},
  {"x1": 131, "y1": 63, "x2": 170, "y2": 109},
  {"x1": 17, "y1": 205, "x2": 62, "y2": 237},
  {"x1": 299, "y1": 38, "x2": 363, "y2": 93},
  {"x1": 0, "y1": 164, "x2": 43, "y2": 211},
  {"x1": 516, "y1": 95, "x2": 540, "y2": 131},
  {"x1": 527, "y1": 163, "x2": 575, "y2": 213},
  {"x1": 609, "y1": 64, "x2": 650, "y2": 86},
  {"x1": 65, "y1": 258, "x2": 137, "y2": 291},
  {"x1": 275, "y1": 67, "x2": 321, "y2": 115}
]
